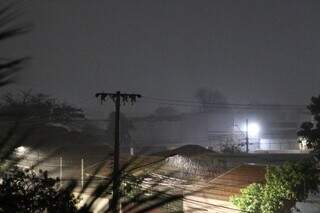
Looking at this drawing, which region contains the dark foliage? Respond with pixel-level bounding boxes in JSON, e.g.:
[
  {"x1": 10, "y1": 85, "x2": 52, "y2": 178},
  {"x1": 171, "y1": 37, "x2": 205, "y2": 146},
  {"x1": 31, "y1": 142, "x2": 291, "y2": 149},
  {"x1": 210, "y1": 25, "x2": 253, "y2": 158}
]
[
  {"x1": 194, "y1": 87, "x2": 229, "y2": 112},
  {"x1": 297, "y1": 95, "x2": 320, "y2": 152},
  {"x1": 231, "y1": 159, "x2": 319, "y2": 213},
  {"x1": 0, "y1": 91, "x2": 85, "y2": 123},
  {"x1": 0, "y1": 168, "x2": 78, "y2": 213}
]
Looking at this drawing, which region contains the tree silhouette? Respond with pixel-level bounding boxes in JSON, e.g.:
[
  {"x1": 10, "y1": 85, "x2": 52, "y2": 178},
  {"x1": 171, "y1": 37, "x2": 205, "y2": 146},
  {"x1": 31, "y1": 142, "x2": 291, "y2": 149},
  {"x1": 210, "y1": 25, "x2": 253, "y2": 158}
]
[
  {"x1": 0, "y1": 91, "x2": 85, "y2": 124},
  {"x1": 297, "y1": 95, "x2": 320, "y2": 153},
  {"x1": 0, "y1": 168, "x2": 78, "y2": 212},
  {"x1": 195, "y1": 87, "x2": 228, "y2": 112}
]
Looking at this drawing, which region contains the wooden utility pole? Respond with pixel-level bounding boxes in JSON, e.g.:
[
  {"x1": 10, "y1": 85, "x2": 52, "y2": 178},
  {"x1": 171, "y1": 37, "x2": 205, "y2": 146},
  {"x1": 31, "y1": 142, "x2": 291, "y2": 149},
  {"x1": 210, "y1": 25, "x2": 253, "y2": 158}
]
[{"x1": 95, "y1": 91, "x2": 141, "y2": 213}]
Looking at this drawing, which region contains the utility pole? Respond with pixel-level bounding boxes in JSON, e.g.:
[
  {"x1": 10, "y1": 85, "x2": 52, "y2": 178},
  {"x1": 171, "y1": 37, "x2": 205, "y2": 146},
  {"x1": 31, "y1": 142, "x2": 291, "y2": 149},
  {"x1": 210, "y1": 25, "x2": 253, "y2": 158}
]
[
  {"x1": 95, "y1": 91, "x2": 141, "y2": 213},
  {"x1": 245, "y1": 119, "x2": 249, "y2": 153}
]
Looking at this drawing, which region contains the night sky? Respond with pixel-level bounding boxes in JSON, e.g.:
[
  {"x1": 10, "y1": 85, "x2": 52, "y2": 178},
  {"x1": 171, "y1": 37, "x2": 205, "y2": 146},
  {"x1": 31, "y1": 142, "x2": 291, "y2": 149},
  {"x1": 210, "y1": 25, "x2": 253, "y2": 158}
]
[{"x1": 3, "y1": 0, "x2": 320, "y2": 117}]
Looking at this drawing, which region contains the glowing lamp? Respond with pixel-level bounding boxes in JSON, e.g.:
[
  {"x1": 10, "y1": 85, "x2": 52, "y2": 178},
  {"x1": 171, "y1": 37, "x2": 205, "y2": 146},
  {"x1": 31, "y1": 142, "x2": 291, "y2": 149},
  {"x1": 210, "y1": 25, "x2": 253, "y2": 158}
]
[{"x1": 248, "y1": 122, "x2": 260, "y2": 137}]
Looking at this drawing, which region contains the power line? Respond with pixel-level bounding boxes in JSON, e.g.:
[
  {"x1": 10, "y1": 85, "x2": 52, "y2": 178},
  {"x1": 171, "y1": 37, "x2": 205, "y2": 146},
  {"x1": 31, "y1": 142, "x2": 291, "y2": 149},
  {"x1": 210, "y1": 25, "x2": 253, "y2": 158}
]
[
  {"x1": 143, "y1": 95, "x2": 306, "y2": 108},
  {"x1": 141, "y1": 96, "x2": 307, "y2": 110},
  {"x1": 140, "y1": 99, "x2": 307, "y2": 112}
]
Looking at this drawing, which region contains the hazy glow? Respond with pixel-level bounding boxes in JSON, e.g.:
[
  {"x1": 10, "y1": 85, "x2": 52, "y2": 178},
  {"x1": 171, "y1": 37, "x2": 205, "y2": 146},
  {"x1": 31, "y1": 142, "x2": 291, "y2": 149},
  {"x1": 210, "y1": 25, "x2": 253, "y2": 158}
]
[
  {"x1": 241, "y1": 122, "x2": 260, "y2": 138},
  {"x1": 248, "y1": 123, "x2": 260, "y2": 137},
  {"x1": 15, "y1": 146, "x2": 29, "y2": 156}
]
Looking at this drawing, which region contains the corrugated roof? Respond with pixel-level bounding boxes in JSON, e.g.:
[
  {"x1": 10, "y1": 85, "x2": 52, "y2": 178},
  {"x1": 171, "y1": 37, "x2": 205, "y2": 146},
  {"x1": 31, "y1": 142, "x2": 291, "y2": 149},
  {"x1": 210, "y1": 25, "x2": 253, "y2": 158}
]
[{"x1": 195, "y1": 164, "x2": 266, "y2": 201}]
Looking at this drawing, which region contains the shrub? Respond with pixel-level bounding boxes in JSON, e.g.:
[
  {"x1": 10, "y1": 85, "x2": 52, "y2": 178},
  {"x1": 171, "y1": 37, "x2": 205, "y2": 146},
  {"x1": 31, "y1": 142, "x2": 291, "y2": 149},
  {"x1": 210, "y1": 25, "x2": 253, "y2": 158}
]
[
  {"x1": 231, "y1": 183, "x2": 263, "y2": 213},
  {"x1": 0, "y1": 168, "x2": 78, "y2": 212},
  {"x1": 231, "y1": 160, "x2": 319, "y2": 213}
]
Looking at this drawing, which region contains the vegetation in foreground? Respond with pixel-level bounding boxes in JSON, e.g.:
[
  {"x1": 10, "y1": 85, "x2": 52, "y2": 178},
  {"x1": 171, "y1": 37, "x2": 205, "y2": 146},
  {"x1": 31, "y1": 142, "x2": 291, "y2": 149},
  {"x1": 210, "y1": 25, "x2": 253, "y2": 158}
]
[
  {"x1": 0, "y1": 168, "x2": 78, "y2": 212},
  {"x1": 231, "y1": 159, "x2": 319, "y2": 213}
]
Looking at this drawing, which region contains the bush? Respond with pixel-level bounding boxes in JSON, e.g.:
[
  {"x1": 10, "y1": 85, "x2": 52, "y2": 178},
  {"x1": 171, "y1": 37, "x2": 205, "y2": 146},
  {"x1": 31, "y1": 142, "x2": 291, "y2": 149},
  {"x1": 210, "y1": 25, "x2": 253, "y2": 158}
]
[
  {"x1": 231, "y1": 183, "x2": 263, "y2": 213},
  {"x1": 231, "y1": 160, "x2": 319, "y2": 213},
  {"x1": 0, "y1": 168, "x2": 78, "y2": 212}
]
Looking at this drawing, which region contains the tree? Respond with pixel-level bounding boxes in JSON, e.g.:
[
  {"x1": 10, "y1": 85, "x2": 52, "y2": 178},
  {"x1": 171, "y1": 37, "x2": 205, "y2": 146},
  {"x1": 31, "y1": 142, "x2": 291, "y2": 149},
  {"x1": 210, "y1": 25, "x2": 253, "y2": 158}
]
[
  {"x1": 0, "y1": 91, "x2": 86, "y2": 148},
  {"x1": 0, "y1": 91, "x2": 85, "y2": 124},
  {"x1": 231, "y1": 160, "x2": 319, "y2": 213},
  {"x1": 297, "y1": 95, "x2": 320, "y2": 153},
  {"x1": 0, "y1": 168, "x2": 78, "y2": 212},
  {"x1": 106, "y1": 112, "x2": 134, "y2": 146},
  {"x1": 194, "y1": 88, "x2": 228, "y2": 112}
]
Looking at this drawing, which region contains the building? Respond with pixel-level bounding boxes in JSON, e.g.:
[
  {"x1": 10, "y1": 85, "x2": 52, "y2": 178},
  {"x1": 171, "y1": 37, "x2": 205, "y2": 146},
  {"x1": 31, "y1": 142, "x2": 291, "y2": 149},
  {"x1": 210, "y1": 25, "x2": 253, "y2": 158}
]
[{"x1": 130, "y1": 107, "x2": 310, "y2": 152}]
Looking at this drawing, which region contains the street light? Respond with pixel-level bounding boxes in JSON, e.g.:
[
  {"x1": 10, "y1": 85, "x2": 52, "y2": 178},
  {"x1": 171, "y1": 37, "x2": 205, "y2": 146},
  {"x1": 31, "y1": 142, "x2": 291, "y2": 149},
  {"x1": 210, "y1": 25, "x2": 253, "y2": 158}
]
[
  {"x1": 240, "y1": 120, "x2": 261, "y2": 153},
  {"x1": 248, "y1": 122, "x2": 260, "y2": 138}
]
